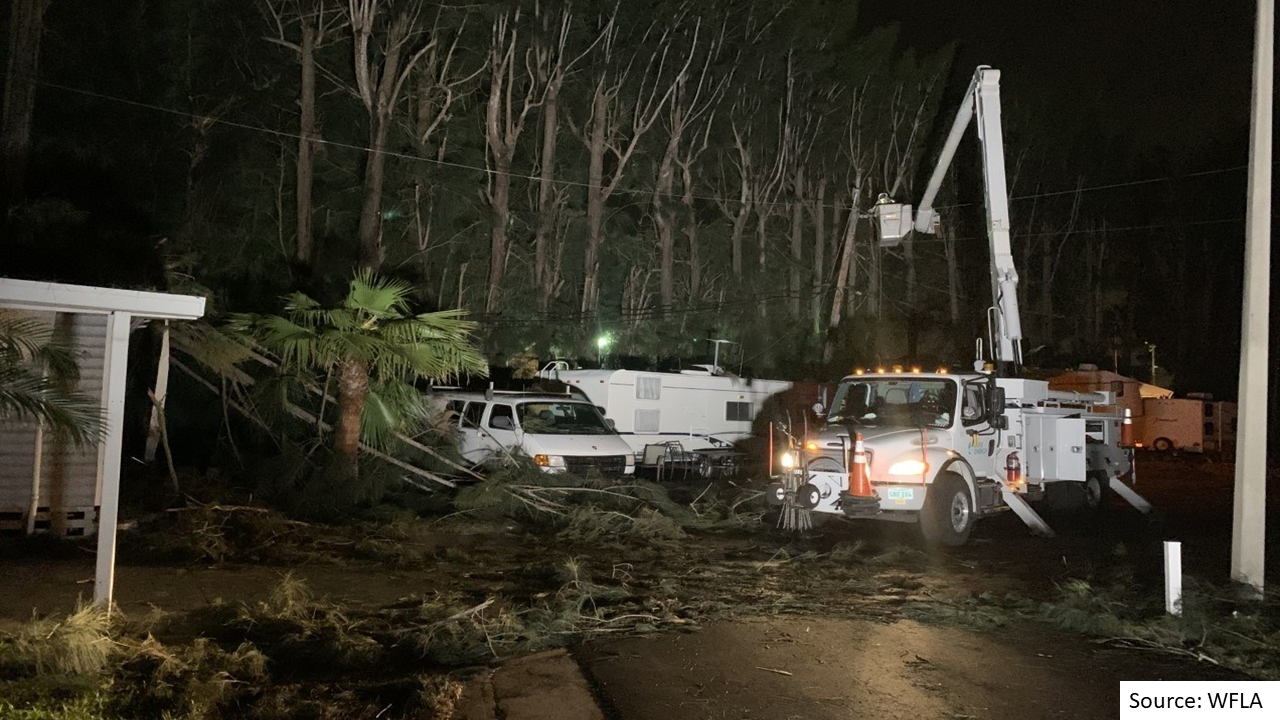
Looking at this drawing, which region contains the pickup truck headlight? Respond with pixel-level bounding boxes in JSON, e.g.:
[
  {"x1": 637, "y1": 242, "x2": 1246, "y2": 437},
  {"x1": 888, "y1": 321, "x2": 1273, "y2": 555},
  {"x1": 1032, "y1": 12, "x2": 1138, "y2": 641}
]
[
  {"x1": 887, "y1": 459, "x2": 929, "y2": 476},
  {"x1": 534, "y1": 454, "x2": 567, "y2": 468}
]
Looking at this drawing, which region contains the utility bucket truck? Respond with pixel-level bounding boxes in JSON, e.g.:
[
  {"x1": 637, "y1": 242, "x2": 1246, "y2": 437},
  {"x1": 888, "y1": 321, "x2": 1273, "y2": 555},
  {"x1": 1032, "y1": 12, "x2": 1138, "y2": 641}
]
[{"x1": 767, "y1": 67, "x2": 1154, "y2": 545}]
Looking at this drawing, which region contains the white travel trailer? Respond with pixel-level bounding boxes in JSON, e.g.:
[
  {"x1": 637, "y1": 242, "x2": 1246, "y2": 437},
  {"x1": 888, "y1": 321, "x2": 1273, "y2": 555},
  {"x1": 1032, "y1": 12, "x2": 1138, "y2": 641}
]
[
  {"x1": 535, "y1": 362, "x2": 792, "y2": 459},
  {"x1": 1141, "y1": 396, "x2": 1237, "y2": 453}
]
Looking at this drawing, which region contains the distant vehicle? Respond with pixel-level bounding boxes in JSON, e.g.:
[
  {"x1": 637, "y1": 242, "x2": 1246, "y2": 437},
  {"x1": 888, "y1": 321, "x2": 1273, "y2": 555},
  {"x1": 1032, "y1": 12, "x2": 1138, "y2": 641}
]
[
  {"x1": 535, "y1": 362, "x2": 793, "y2": 465},
  {"x1": 1140, "y1": 396, "x2": 1237, "y2": 454},
  {"x1": 429, "y1": 389, "x2": 635, "y2": 476}
]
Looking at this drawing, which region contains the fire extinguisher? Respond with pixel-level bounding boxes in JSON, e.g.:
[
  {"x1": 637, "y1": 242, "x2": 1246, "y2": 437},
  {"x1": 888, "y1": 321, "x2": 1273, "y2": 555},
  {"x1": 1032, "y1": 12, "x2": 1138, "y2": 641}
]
[{"x1": 1005, "y1": 452, "x2": 1021, "y2": 488}]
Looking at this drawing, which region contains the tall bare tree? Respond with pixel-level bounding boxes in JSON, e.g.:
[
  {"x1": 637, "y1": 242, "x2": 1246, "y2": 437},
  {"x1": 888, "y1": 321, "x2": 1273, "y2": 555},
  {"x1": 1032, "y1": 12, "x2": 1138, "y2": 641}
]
[
  {"x1": 531, "y1": 1, "x2": 575, "y2": 312},
  {"x1": 573, "y1": 13, "x2": 690, "y2": 313},
  {"x1": 262, "y1": 0, "x2": 342, "y2": 268},
  {"x1": 824, "y1": 89, "x2": 873, "y2": 361},
  {"x1": 1, "y1": 0, "x2": 51, "y2": 213},
  {"x1": 482, "y1": 8, "x2": 541, "y2": 313},
  {"x1": 348, "y1": 0, "x2": 441, "y2": 271},
  {"x1": 649, "y1": 18, "x2": 726, "y2": 310}
]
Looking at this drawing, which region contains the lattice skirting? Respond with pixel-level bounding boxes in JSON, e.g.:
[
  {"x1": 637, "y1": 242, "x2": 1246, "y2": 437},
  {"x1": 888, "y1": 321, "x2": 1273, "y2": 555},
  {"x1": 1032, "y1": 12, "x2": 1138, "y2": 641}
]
[{"x1": 0, "y1": 506, "x2": 98, "y2": 537}]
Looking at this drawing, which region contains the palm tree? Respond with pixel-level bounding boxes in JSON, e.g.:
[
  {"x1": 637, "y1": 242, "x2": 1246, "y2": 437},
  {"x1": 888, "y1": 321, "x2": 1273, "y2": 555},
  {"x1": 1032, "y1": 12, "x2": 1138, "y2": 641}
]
[
  {"x1": 234, "y1": 271, "x2": 487, "y2": 480},
  {"x1": 0, "y1": 311, "x2": 104, "y2": 445}
]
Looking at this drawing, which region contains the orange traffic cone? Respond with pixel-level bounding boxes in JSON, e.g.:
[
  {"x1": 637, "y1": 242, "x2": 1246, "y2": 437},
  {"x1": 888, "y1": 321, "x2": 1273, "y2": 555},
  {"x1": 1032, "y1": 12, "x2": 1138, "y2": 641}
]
[
  {"x1": 1120, "y1": 408, "x2": 1135, "y2": 448},
  {"x1": 849, "y1": 433, "x2": 874, "y2": 497}
]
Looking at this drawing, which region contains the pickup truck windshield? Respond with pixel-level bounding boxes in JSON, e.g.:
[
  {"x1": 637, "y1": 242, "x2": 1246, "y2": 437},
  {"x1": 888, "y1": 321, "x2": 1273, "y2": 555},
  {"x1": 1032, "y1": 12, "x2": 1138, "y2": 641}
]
[
  {"x1": 827, "y1": 378, "x2": 957, "y2": 429},
  {"x1": 517, "y1": 402, "x2": 614, "y2": 435}
]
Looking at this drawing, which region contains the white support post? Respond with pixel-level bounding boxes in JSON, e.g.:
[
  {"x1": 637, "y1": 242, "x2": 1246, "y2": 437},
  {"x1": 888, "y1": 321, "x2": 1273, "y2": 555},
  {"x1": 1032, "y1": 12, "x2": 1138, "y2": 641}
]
[
  {"x1": 1232, "y1": 0, "x2": 1272, "y2": 597},
  {"x1": 93, "y1": 311, "x2": 131, "y2": 607},
  {"x1": 1165, "y1": 541, "x2": 1183, "y2": 616},
  {"x1": 27, "y1": 422, "x2": 44, "y2": 535},
  {"x1": 143, "y1": 320, "x2": 171, "y2": 463}
]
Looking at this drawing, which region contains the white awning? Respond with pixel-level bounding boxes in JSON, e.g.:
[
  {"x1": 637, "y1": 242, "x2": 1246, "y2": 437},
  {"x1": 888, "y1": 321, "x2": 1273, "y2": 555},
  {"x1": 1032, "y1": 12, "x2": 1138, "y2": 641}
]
[
  {"x1": 0, "y1": 278, "x2": 206, "y2": 320},
  {"x1": 1, "y1": 277, "x2": 207, "y2": 609}
]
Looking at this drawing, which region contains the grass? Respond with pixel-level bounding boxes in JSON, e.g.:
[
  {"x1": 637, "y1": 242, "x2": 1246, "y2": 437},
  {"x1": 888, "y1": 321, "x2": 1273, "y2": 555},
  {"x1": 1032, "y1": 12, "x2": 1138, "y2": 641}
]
[{"x1": 900, "y1": 577, "x2": 1280, "y2": 680}]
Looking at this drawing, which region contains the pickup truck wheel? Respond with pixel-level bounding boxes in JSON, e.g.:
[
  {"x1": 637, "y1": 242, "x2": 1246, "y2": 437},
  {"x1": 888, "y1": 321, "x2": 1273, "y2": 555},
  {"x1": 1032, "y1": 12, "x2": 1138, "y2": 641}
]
[{"x1": 920, "y1": 472, "x2": 974, "y2": 546}]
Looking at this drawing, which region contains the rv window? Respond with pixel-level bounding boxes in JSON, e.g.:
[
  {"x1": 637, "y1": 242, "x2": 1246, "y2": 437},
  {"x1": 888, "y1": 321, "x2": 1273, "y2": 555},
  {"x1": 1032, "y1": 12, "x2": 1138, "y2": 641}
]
[
  {"x1": 636, "y1": 376, "x2": 662, "y2": 400},
  {"x1": 461, "y1": 402, "x2": 485, "y2": 429},
  {"x1": 1205, "y1": 422, "x2": 1216, "y2": 434},
  {"x1": 1111, "y1": 381, "x2": 1124, "y2": 397},
  {"x1": 726, "y1": 401, "x2": 751, "y2": 422},
  {"x1": 488, "y1": 404, "x2": 515, "y2": 430},
  {"x1": 1204, "y1": 404, "x2": 1213, "y2": 418},
  {"x1": 635, "y1": 409, "x2": 660, "y2": 433}
]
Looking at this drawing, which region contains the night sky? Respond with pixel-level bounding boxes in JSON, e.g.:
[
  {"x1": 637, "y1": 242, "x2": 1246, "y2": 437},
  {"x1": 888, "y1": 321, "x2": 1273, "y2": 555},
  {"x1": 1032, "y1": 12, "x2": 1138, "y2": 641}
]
[{"x1": 859, "y1": 1, "x2": 1257, "y2": 152}]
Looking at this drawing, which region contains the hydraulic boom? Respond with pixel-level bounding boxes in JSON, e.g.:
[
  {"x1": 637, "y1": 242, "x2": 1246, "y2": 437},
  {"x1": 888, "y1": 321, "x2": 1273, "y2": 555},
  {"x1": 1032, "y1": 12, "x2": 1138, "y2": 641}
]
[{"x1": 875, "y1": 67, "x2": 1024, "y2": 373}]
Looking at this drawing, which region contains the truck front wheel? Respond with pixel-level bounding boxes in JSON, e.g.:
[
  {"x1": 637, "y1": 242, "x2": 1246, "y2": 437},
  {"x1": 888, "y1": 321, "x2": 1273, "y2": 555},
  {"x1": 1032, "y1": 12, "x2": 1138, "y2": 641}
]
[{"x1": 920, "y1": 472, "x2": 975, "y2": 546}]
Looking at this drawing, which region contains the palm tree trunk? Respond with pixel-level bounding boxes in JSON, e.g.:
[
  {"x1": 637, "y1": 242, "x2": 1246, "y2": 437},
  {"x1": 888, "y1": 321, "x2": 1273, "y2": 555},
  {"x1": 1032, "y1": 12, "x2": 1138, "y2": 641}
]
[{"x1": 334, "y1": 359, "x2": 369, "y2": 480}]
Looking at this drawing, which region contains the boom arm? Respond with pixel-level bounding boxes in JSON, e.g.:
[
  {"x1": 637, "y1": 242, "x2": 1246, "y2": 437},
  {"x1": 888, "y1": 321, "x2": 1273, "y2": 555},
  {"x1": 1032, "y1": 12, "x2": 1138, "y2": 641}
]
[{"x1": 880, "y1": 67, "x2": 1024, "y2": 372}]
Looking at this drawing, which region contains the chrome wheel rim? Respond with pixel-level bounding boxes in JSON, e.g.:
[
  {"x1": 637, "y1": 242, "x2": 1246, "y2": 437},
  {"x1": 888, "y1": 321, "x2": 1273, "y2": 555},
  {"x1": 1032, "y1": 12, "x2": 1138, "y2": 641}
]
[{"x1": 950, "y1": 492, "x2": 971, "y2": 532}]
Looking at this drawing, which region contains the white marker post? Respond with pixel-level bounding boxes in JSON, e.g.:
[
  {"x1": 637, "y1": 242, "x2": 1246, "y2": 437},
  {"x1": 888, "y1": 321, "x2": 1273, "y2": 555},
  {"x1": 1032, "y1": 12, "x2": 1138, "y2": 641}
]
[{"x1": 1164, "y1": 541, "x2": 1183, "y2": 616}]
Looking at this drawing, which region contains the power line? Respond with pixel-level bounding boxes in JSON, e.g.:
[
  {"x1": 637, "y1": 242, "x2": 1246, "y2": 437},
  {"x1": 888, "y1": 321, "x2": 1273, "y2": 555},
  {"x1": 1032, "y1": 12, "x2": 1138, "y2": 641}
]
[{"x1": 38, "y1": 78, "x2": 1258, "y2": 218}]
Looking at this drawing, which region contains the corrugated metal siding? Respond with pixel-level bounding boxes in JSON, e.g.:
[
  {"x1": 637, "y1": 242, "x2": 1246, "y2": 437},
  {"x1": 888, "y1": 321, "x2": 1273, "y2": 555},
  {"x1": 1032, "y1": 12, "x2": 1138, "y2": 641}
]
[{"x1": 0, "y1": 311, "x2": 107, "y2": 534}]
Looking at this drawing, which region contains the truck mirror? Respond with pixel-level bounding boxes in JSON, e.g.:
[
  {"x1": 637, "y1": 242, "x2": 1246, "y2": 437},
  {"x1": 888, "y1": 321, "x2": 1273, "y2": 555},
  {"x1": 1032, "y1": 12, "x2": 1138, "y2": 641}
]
[
  {"x1": 989, "y1": 386, "x2": 1007, "y2": 428},
  {"x1": 812, "y1": 402, "x2": 826, "y2": 417}
]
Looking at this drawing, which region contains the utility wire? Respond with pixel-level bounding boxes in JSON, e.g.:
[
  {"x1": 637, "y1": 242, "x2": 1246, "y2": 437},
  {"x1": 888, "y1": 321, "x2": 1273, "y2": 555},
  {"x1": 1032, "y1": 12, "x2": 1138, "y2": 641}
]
[{"x1": 37, "y1": 78, "x2": 1258, "y2": 217}]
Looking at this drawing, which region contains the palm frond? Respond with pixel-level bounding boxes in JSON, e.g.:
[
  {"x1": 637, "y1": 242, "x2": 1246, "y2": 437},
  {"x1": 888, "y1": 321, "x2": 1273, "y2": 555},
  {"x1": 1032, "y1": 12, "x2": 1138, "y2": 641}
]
[
  {"x1": 0, "y1": 365, "x2": 104, "y2": 446},
  {"x1": 170, "y1": 320, "x2": 256, "y2": 377},
  {"x1": 347, "y1": 271, "x2": 412, "y2": 317}
]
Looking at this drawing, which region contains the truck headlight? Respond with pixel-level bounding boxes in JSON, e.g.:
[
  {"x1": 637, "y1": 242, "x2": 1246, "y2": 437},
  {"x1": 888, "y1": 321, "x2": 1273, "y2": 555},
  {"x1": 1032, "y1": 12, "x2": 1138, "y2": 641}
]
[
  {"x1": 534, "y1": 454, "x2": 567, "y2": 468},
  {"x1": 887, "y1": 459, "x2": 929, "y2": 476},
  {"x1": 779, "y1": 452, "x2": 798, "y2": 469}
]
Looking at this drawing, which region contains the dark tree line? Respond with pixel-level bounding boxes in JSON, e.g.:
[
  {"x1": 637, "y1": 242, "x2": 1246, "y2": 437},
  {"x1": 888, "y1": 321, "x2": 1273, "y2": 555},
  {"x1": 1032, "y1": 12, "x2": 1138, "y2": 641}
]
[{"x1": 0, "y1": 0, "x2": 1265, "y2": 397}]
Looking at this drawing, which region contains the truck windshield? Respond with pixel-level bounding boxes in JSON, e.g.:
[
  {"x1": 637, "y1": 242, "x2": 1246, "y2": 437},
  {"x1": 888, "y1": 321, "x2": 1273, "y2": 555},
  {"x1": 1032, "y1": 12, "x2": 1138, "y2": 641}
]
[
  {"x1": 827, "y1": 378, "x2": 957, "y2": 429},
  {"x1": 517, "y1": 402, "x2": 614, "y2": 435}
]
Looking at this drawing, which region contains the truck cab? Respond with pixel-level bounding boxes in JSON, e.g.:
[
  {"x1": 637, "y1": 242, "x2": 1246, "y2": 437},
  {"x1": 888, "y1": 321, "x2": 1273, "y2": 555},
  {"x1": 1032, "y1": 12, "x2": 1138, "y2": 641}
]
[{"x1": 772, "y1": 370, "x2": 1138, "y2": 545}]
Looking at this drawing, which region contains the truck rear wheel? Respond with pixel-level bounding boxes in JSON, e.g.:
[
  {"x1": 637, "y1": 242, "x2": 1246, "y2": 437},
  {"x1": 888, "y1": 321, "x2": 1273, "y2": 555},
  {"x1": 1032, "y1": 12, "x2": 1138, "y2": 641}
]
[
  {"x1": 1084, "y1": 471, "x2": 1110, "y2": 512},
  {"x1": 920, "y1": 472, "x2": 974, "y2": 546},
  {"x1": 1152, "y1": 437, "x2": 1173, "y2": 452}
]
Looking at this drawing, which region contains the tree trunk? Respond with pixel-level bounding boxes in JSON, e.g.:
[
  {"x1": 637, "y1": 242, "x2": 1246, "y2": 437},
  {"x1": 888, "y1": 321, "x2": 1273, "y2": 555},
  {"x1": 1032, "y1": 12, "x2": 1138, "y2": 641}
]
[
  {"x1": 654, "y1": 130, "x2": 680, "y2": 310},
  {"x1": 334, "y1": 359, "x2": 369, "y2": 480},
  {"x1": 944, "y1": 225, "x2": 961, "y2": 324},
  {"x1": 1039, "y1": 236, "x2": 1053, "y2": 347},
  {"x1": 535, "y1": 84, "x2": 561, "y2": 312},
  {"x1": 1, "y1": 0, "x2": 49, "y2": 212},
  {"x1": 729, "y1": 192, "x2": 749, "y2": 279},
  {"x1": 789, "y1": 171, "x2": 804, "y2": 319},
  {"x1": 829, "y1": 193, "x2": 860, "y2": 333},
  {"x1": 581, "y1": 80, "x2": 607, "y2": 313},
  {"x1": 682, "y1": 161, "x2": 700, "y2": 301},
  {"x1": 808, "y1": 176, "x2": 827, "y2": 333},
  {"x1": 354, "y1": 13, "x2": 410, "y2": 273},
  {"x1": 356, "y1": 112, "x2": 392, "y2": 271},
  {"x1": 485, "y1": 156, "x2": 512, "y2": 313},
  {"x1": 295, "y1": 18, "x2": 318, "y2": 267}
]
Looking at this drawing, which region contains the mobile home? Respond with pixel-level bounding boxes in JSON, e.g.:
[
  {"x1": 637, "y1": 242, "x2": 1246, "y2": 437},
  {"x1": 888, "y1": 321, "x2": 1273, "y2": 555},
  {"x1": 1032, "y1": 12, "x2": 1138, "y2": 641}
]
[{"x1": 536, "y1": 362, "x2": 792, "y2": 457}]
